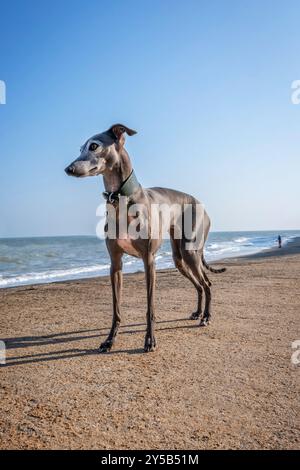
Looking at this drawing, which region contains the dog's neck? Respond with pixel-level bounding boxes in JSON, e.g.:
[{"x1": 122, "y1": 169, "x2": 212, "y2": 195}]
[{"x1": 103, "y1": 148, "x2": 132, "y2": 193}]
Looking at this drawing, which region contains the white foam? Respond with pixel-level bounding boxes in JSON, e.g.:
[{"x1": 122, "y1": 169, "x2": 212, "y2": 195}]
[
  {"x1": 0, "y1": 264, "x2": 110, "y2": 288},
  {"x1": 234, "y1": 237, "x2": 249, "y2": 243},
  {"x1": 1, "y1": 232, "x2": 299, "y2": 288}
]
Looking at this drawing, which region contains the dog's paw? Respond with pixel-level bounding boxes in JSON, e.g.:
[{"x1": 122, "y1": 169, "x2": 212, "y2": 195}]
[
  {"x1": 189, "y1": 311, "x2": 201, "y2": 320},
  {"x1": 144, "y1": 336, "x2": 157, "y2": 353},
  {"x1": 199, "y1": 318, "x2": 210, "y2": 327},
  {"x1": 98, "y1": 340, "x2": 113, "y2": 353}
]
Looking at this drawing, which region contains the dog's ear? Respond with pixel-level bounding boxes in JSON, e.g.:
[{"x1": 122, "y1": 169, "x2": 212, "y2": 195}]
[{"x1": 107, "y1": 124, "x2": 137, "y2": 140}]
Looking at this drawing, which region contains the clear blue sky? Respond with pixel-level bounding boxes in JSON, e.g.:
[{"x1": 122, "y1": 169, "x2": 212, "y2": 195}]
[{"x1": 0, "y1": 0, "x2": 299, "y2": 237}]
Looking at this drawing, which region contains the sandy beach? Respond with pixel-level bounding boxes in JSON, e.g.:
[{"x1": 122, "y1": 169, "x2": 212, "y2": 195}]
[{"x1": 1, "y1": 240, "x2": 300, "y2": 450}]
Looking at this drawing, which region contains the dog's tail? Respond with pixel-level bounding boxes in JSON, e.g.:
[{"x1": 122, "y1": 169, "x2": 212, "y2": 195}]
[{"x1": 202, "y1": 254, "x2": 226, "y2": 273}]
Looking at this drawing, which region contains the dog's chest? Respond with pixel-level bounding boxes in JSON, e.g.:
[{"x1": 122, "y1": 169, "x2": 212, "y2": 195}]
[
  {"x1": 107, "y1": 206, "x2": 144, "y2": 257},
  {"x1": 115, "y1": 237, "x2": 141, "y2": 257}
]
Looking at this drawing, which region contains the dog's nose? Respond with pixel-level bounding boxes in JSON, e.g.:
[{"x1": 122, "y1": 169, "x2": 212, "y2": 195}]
[{"x1": 65, "y1": 164, "x2": 75, "y2": 175}]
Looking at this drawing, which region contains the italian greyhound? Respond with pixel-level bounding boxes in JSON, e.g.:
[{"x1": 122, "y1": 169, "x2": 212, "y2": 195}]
[{"x1": 65, "y1": 124, "x2": 225, "y2": 353}]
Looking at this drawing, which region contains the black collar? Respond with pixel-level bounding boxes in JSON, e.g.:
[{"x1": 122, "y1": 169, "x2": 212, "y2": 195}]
[{"x1": 102, "y1": 170, "x2": 141, "y2": 203}]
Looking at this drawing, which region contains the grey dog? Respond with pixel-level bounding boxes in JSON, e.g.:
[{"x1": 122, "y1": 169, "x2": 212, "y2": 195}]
[{"x1": 65, "y1": 124, "x2": 225, "y2": 353}]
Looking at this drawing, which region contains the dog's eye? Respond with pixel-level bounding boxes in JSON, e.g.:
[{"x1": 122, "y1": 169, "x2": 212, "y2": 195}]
[{"x1": 89, "y1": 143, "x2": 98, "y2": 151}]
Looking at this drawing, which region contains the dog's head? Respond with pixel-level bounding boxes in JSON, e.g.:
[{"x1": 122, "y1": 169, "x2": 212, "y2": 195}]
[{"x1": 65, "y1": 124, "x2": 137, "y2": 177}]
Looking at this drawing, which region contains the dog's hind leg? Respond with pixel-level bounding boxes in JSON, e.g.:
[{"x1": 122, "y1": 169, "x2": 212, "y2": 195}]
[
  {"x1": 198, "y1": 255, "x2": 212, "y2": 326},
  {"x1": 180, "y1": 246, "x2": 212, "y2": 326},
  {"x1": 200, "y1": 282, "x2": 212, "y2": 326},
  {"x1": 199, "y1": 258, "x2": 211, "y2": 287},
  {"x1": 176, "y1": 257, "x2": 204, "y2": 321},
  {"x1": 170, "y1": 232, "x2": 204, "y2": 320}
]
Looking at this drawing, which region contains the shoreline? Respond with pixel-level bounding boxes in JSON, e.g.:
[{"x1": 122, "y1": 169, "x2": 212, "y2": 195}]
[
  {"x1": 243, "y1": 236, "x2": 300, "y2": 259},
  {"x1": 222, "y1": 235, "x2": 300, "y2": 265},
  {"x1": 1, "y1": 236, "x2": 299, "y2": 292}
]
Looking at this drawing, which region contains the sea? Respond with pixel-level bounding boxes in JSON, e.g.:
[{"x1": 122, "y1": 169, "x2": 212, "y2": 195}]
[{"x1": 0, "y1": 230, "x2": 299, "y2": 288}]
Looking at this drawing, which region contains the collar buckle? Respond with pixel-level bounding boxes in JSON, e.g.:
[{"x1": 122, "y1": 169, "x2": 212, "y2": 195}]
[
  {"x1": 102, "y1": 170, "x2": 140, "y2": 204},
  {"x1": 102, "y1": 191, "x2": 119, "y2": 204}
]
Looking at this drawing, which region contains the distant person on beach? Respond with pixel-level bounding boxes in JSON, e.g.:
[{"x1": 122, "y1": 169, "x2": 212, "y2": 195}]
[{"x1": 278, "y1": 235, "x2": 282, "y2": 248}]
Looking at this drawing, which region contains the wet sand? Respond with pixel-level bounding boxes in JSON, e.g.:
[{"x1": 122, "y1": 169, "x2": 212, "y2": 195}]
[{"x1": 0, "y1": 239, "x2": 300, "y2": 449}]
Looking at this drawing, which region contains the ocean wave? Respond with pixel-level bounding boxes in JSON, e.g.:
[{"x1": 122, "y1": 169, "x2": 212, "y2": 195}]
[
  {"x1": 0, "y1": 264, "x2": 111, "y2": 288},
  {"x1": 206, "y1": 246, "x2": 240, "y2": 255},
  {"x1": 234, "y1": 237, "x2": 249, "y2": 243},
  {"x1": 1, "y1": 231, "x2": 299, "y2": 288}
]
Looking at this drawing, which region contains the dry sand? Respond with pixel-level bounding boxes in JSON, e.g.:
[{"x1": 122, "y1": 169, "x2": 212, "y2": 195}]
[{"x1": 0, "y1": 242, "x2": 300, "y2": 449}]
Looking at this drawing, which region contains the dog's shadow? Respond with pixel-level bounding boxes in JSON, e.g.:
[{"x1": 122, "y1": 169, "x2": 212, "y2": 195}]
[{"x1": 2, "y1": 318, "x2": 199, "y2": 367}]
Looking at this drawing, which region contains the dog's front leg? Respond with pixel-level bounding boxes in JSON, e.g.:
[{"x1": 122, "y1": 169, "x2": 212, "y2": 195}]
[
  {"x1": 143, "y1": 253, "x2": 157, "y2": 352},
  {"x1": 99, "y1": 253, "x2": 123, "y2": 353}
]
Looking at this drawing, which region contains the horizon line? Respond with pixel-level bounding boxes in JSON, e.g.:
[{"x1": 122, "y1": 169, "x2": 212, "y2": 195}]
[{"x1": 1, "y1": 228, "x2": 299, "y2": 239}]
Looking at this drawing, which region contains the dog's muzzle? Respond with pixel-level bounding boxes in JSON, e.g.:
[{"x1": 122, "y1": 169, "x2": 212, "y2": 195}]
[{"x1": 65, "y1": 164, "x2": 75, "y2": 175}]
